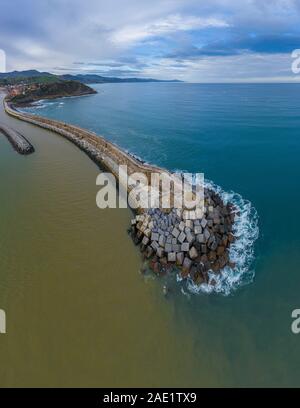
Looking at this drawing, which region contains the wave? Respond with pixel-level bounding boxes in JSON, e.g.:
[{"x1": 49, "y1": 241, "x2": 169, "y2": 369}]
[{"x1": 184, "y1": 179, "x2": 259, "y2": 296}]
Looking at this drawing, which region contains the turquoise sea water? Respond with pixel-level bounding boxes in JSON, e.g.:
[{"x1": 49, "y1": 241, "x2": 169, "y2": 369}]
[{"x1": 21, "y1": 83, "x2": 300, "y2": 385}]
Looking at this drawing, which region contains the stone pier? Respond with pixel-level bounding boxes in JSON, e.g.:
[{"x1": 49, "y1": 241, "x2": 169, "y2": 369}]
[
  {"x1": 3, "y1": 97, "x2": 236, "y2": 286},
  {"x1": 0, "y1": 122, "x2": 34, "y2": 155}
]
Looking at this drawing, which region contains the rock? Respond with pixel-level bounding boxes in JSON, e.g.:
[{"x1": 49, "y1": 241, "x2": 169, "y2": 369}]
[
  {"x1": 160, "y1": 257, "x2": 168, "y2": 265},
  {"x1": 181, "y1": 242, "x2": 190, "y2": 252},
  {"x1": 200, "y1": 254, "x2": 208, "y2": 263},
  {"x1": 194, "y1": 225, "x2": 202, "y2": 234},
  {"x1": 172, "y1": 227, "x2": 180, "y2": 238},
  {"x1": 186, "y1": 232, "x2": 195, "y2": 244},
  {"x1": 173, "y1": 244, "x2": 181, "y2": 252},
  {"x1": 168, "y1": 252, "x2": 176, "y2": 262},
  {"x1": 151, "y1": 232, "x2": 159, "y2": 242},
  {"x1": 208, "y1": 251, "x2": 217, "y2": 262},
  {"x1": 151, "y1": 241, "x2": 159, "y2": 251},
  {"x1": 142, "y1": 236, "x2": 149, "y2": 245},
  {"x1": 185, "y1": 220, "x2": 193, "y2": 229},
  {"x1": 178, "y1": 231, "x2": 186, "y2": 244},
  {"x1": 182, "y1": 257, "x2": 192, "y2": 273},
  {"x1": 197, "y1": 234, "x2": 205, "y2": 243},
  {"x1": 189, "y1": 246, "x2": 198, "y2": 260},
  {"x1": 194, "y1": 272, "x2": 205, "y2": 285},
  {"x1": 217, "y1": 246, "x2": 225, "y2": 256},
  {"x1": 145, "y1": 246, "x2": 154, "y2": 258},
  {"x1": 178, "y1": 221, "x2": 185, "y2": 231},
  {"x1": 200, "y1": 218, "x2": 207, "y2": 228},
  {"x1": 203, "y1": 228, "x2": 210, "y2": 242},
  {"x1": 176, "y1": 252, "x2": 184, "y2": 265},
  {"x1": 207, "y1": 219, "x2": 213, "y2": 228},
  {"x1": 165, "y1": 243, "x2": 172, "y2": 253},
  {"x1": 157, "y1": 247, "x2": 164, "y2": 258},
  {"x1": 144, "y1": 228, "x2": 151, "y2": 237},
  {"x1": 159, "y1": 235, "x2": 166, "y2": 247},
  {"x1": 201, "y1": 244, "x2": 207, "y2": 254}
]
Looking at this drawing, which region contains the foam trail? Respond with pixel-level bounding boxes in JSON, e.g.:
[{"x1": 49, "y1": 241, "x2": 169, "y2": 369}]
[{"x1": 186, "y1": 179, "x2": 259, "y2": 296}]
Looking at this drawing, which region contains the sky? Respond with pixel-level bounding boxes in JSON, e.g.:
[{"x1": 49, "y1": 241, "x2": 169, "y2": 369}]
[{"x1": 1, "y1": 0, "x2": 300, "y2": 82}]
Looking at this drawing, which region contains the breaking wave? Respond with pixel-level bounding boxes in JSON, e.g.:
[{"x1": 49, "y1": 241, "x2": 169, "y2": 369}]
[{"x1": 184, "y1": 179, "x2": 259, "y2": 296}]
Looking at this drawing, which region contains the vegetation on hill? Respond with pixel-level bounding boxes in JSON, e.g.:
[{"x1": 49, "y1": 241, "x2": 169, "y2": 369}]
[{"x1": 9, "y1": 80, "x2": 97, "y2": 106}]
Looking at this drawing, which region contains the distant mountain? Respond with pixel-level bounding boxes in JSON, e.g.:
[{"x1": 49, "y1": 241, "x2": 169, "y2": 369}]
[
  {"x1": 0, "y1": 70, "x2": 181, "y2": 84},
  {"x1": 0, "y1": 70, "x2": 55, "y2": 79},
  {"x1": 60, "y1": 73, "x2": 182, "y2": 84}
]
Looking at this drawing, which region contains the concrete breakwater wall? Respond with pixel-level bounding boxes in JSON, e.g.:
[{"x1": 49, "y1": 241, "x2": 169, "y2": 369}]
[
  {"x1": 4, "y1": 98, "x2": 236, "y2": 286},
  {"x1": 0, "y1": 122, "x2": 34, "y2": 155},
  {"x1": 4, "y1": 100, "x2": 164, "y2": 182}
]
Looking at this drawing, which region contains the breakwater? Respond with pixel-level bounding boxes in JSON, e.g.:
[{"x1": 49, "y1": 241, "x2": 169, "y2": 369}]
[
  {"x1": 0, "y1": 122, "x2": 34, "y2": 154},
  {"x1": 4, "y1": 97, "x2": 236, "y2": 287}
]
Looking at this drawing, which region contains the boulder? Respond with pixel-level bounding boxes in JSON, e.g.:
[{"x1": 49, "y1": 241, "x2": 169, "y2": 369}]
[
  {"x1": 168, "y1": 252, "x2": 176, "y2": 262},
  {"x1": 194, "y1": 225, "x2": 202, "y2": 234},
  {"x1": 217, "y1": 246, "x2": 225, "y2": 256},
  {"x1": 172, "y1": 227, "x2": 180, "y2": 238},
  {"x1": 157, "y1": 247, "x2": 164, "y2": 258},
  {"x1": 178, "y1": 231, "x2": 186, "y2": 244},
  {"x1": 151, "y1": 241, "x2": 159, "y2": 251},
  {"x1": 142, "y1": 236, "x2": 149, "y2": 246},
  {"x1": 176, "y1": 252, "x2": 184, "y2": 265},
  {"x1": 201, "y1": 218, "x2": 207, "y2": 228},
  {"x1": 197, "y1": 234, "x2": 204, "y2": 243},
  {"x1": 151, "y1": 232, "x2": 159, "y2": 242},
  {"x1": 189, "y1": 246, "x2": 198, "y2": 260},
  {"x1": 182, "y1": 257, "x2": 192, "y2": 273},
  {"x1": 159, "y1": 235, "x2": 166, "y2": 247},
  {"x1": 165, "y1": 243, "x2": 172, "y2": 253},
  {"x1": 201, "y1": 244, "x2": 207, "y2": 254},
  {"x1": 186, "y1": 232, "x2": 195, "y2": 244},
  {"x1": 178, "y1": 221, "x2": 185, "y2": 231},
  {"x1": 208, "y1": 251, "x2": 217, "y2": 262},
  {"x1": 181, "y1": 242, "x2": 190, "y2": 252}
]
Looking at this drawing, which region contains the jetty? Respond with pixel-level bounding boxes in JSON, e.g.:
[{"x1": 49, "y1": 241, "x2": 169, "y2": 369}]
[
  {"x1": 3, "y1": 97, "x2": 236, "y2": 286},
  {"x1": 0, "y1": 122, "x2": 34, "y2": 155}
]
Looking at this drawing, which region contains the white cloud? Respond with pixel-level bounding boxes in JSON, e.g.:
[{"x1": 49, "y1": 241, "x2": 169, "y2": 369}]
[{"x1": 111, "y1": 14, "x2": 230, "y2": 45}]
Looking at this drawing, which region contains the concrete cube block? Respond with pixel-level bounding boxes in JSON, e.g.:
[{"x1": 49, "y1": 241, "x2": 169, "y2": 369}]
[
  {"x1": 181, "y1": 242, "x2": 190, "y2": 252},
  {"x1": 168, "y1": 252, "x2": 176, "y2": 262}
]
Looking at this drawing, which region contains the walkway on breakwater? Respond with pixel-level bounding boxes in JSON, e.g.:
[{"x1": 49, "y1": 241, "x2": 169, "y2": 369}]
[{"x1": 0, "y1": 122, "x2": 35, "y2": 155}]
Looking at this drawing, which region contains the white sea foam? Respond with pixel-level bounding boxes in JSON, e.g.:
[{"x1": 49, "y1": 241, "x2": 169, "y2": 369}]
[{"x1": 185, "y1": 179, "x2": 259, "y2": 296}]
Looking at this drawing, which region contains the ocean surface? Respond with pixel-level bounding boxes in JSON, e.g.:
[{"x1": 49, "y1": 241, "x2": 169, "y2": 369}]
[{"x1": 1, "y1": 83, "x2": 300, "y2": 386}]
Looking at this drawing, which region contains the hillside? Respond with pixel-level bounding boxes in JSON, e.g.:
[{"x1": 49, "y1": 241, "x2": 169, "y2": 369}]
[{"x1": 9, "y1": 80, "x2": 97, "y2": 106}]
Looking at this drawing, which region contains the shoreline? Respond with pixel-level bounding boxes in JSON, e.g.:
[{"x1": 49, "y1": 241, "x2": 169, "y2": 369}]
[{"x1": 3, "y1": 94, "x2": 237, "y2": 288}]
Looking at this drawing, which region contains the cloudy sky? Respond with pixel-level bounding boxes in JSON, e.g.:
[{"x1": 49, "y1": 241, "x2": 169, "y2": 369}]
[{"x1": 1, "y1": 0, "x2": 300, "y2": 82}]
